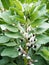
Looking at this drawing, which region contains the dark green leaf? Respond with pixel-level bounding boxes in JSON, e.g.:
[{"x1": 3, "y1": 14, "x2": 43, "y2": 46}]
[{"x1": 1, "y1": 0, "x2": 10, "y2": 9}]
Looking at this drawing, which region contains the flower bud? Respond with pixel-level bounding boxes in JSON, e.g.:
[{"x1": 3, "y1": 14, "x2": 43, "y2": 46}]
[
  {"x1": 29, "y1": 36, "x2": 35, "y2": 43},
  {"x1": 27, "y1": 25, "x2": 32, "y2": 32},
  {"x1": 27, "y1": 55, "x2": 31, "y2": 59},
  {"x1": 26, "y1": 43, "x2": 31, "y2": 47},
  {"x1": 23, "y1": 54, "x2": 26, "y2": 57},
  {"x1": 19, "y1": 52, "x2": 22, "y2": 55},
  {"x1": 23, "y1": 32, "x2": 29, "y2": 39}
]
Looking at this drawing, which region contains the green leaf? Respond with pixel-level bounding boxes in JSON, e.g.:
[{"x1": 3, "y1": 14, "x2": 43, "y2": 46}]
[
  {"x1": 4, "y1": 41, "x2": 17, "y2": 47},
  {"x1": 5, "y1": 31, "x2": 23, "y2": 39},
  {"x1": 33, "y1": 55, "x2": 47, "y2": 65},
  {"x1": 1, "y1": 48, "x2": 19, "y2": 58},
  {"x1": 0, "y1": 57, "x2": 9, "y2": 65},
  {"x1": 35, "y1": 27, "x2": 46, "y2": 34},
  {"x1": 31, "y1": 18, "x2": 47, "y2": 27},
  {"x1": 15, "y1": 15, "x2": 26, "y2": 24},
  {"x1": 7, "y1": 62, "x2": 17, "y2": 65},
  {"x1": 34, "y1": 22, "x2": 49, "y2": 34},
  {"x1": 10, "y1": 0, "x2": 22, "y2": 10},
  {"x1": 4, "y1": 24, "x2": 18, "y2": 32},
  {"x1": 36, "y1": 34, "x2": 49, "y2": 45},
  {"x1": 40, "y1": 22, "x2": 49, "y2": 29},
  {"x1": 36, "y1": 22, "x2": 49, "y2": 33},
  {"x1": 0, "y1": 19, "x2": 6, "y2": 24},
  {"x1": 1, "y1": 0, "x2": 10, "y2": 9},
  {"x1": 38, "y1": 47, "x2": 49, "y2": 61},
  {"x1": 17, "y1": 23, "x2": 25, "y2": 33},
  {"x1": 0, "y1": 0, "x2": 3, "y2": 8},
  {"x1": 35, "y1": 27, "x2": 48, "y2": 34},
  {"x1": 30, "y1": 4, "x2": 47, "y2": 21},
  {"x1": 0, "y1": 35, "x2": 10, "y2": 43},
  {"x1": 30, "y1": 10, "x2": 39, "y2": 20},
  {"x1": 45, "y1": 29, "x2": 49, "y2": 36},
  {"x1": 28, "y1": 49, "x2": 47, "y2": 65},
  {"x1": 16, "y1": 56, "x2": 25, "y2": 65},
  {"x1": 10, "y1": 7, "x2": 24, "y2": 17},
  {"x1": 38, "y1": 4, "x2": 46, "y2": 16},
  {"x1": 0, "y1": 11, "x2": 16, "y2": 25}
]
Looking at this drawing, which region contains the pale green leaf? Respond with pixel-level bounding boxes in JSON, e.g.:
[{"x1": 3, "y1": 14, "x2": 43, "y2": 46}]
[
  {"x1": 36, "y1": 34, "x2": 49, "y2": 45},
  {"x1": 0, "y1": 11, "x2": 16, "y2": 25},
  {"x1": 0, "y1": 35, "x2": 10, "y2": 43},
  {"x1": 1, "y1": 48, "x2": 19, "y2": 58},
  {"x1": 31, "y1": 18, "x2": 47, "y2": 27},
  {"x1": 4, "y1": 24, "x2": 18, "y2": 32},
  {"x1": 5, "y1": 31, "x2": 23, "y2": 38},
  {"x1": 3, "y1": 41, "x2": 17, "y2": 47},
  {"x1": 38, "y1": 47, "x2": 49, "y2": 61}
]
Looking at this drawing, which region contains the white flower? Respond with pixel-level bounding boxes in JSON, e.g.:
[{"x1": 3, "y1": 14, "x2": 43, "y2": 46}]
[
  {"x1": 29, "y1": 3, "x2": 33, "y2": 7},
  {"x1": 27, "y1": 55, "x2": 31, "y2": 59},
  {"x1": 29, "y1": 36, "x2": 35, "y2": 43},
  {"x1": 31, "y1": 64, "x2": 34, "y2": 65},
  {"x1": 12, "y1": 24, "x2": 15, "y2": 26},
  {"x1": 0, "y1": 25, "x2": 6, "y2": 30},
  {"x1": 32, "y1": 45, "x2": 35, "y2": 48},
  {"x1": 34, "y1": 60, "x2": 38, "y2": 62},
  {"x1": 26, "y1": 42, "x2": 31, "y2": 47},
  {"x1": 27, "y1": 25, "x2": 32, "y2": 32},
  {"x1": 23, "y1": 54, "x2": 26, "y2": 57},
  {"x1": 29, "y1": 33, "x2": 33, "y2": 38},
  {"x1": 19, "y1": 45, "x2": 23, "y2": 51},
  {"x1": 24, "y1": 16, "x2": 26, "y2": 20},
  {"x1": 20, "y1": 30, "x2": 23, "y2": 34},
  {"x1": 19, "y1": 52, "x2": 22, "y2": 55},
  {"x1": 23, "y1": 32, "x2": 29, "y2": 39},
  {"x1": 29, "y1": 62, "x2": 34, "y2": 65}
]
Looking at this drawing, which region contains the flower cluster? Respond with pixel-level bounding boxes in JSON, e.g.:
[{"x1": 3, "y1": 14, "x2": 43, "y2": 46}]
[{"x1": 18, "y1": 25, "x2": 37, "y2": 65}]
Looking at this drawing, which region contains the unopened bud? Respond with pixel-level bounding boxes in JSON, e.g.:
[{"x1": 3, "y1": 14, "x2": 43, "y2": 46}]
[
  {"x1": 26, "y1": 43, "x2": 31, "y2": 47},
  {"x1": 12, "y1": 24, "x2": 15, "y2": 26},
  {"x1": 34, "y1": 60, "x2": 38, "y2": 62},
  {"x1": 27, "y1": 25, "x2": 32, "y2": 32},
  {"x1": 23, "y1": 54, "x2": 26, "y2": 57},
  {"x1": 27, "y1": 56, "x2": 31, "y2": 59},
  {"x1": 23, "y1": 32, "x2": 29, "y2": 39},
  {"x1": 19, "y1": 52, "x2": 22, "y2": 55},
  {"x1": 29, "y1": 36, "x2": 35, "y2": 43}
]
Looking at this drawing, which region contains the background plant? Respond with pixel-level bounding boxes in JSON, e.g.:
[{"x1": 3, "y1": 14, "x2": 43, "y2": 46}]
[{"x1": 0, "y1": 0, "x2": 49, "y2": 65}]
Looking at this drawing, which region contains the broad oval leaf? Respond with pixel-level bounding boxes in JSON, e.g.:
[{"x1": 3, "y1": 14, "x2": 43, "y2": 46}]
[
  {"x1": 31, "y1": 18, "x2": 47, "y2": 28},
  {"x1": 4, "y1": 24, "x2": 18, "y2": 32},
  {"x1": 34, "y1": 22, "x2": 49, "y2": 34},
  {"x1": 35, "y1": 27, "x2": 48, "y2": 34},
  {"x1": 0, "y1": 35, "x2": 10, "y2": 43},
  {"x1": 36, "y1": 34, "x2": 49, "y2": 45},
  {"x1": 4, "y1": 41, "x2": 17, "y2": 47},
  {"x1": 5, "y1": 31, "x2": 23, "y2": 38},
  {"x1": 0, "y1": 57, "x2": 9, "y2": 65},
  {"x1": 1, "y1": 48, "x2": 19, "y2": 58},
  {"x1": 0, "y1": 11, "x2": 16, "y2": 25},
  {"x1": 38, "y1": 47, "x2": 49, "y2": 61}
]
